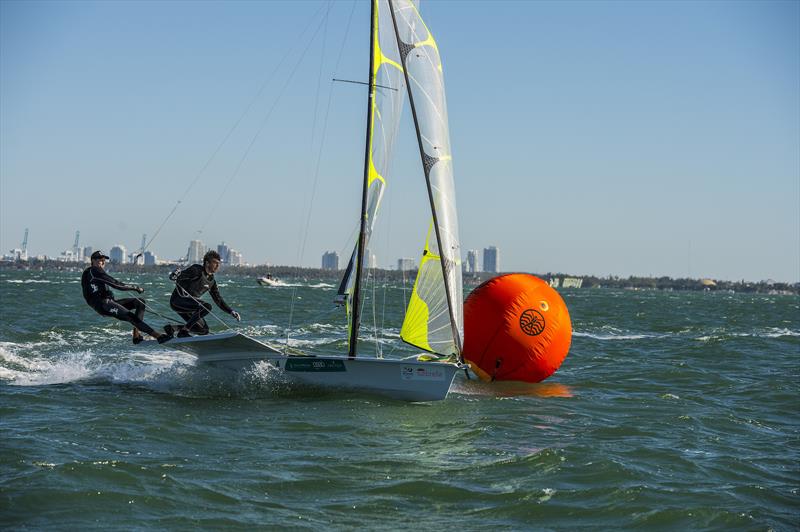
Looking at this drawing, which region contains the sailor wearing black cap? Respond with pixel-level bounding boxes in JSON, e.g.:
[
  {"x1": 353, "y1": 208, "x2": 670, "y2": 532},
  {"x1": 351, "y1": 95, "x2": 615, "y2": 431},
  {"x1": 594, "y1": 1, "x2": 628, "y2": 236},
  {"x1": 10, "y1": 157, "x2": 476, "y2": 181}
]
[{"x1": 81, "y1": 251, "x2": 171, "y2": 344}]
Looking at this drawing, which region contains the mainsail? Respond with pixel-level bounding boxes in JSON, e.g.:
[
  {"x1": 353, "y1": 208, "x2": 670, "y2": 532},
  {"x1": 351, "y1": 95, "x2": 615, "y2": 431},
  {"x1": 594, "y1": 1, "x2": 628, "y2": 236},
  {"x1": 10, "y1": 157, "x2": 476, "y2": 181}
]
[
  {"x1": 390, "y1": 0, "x2": 464, "y2": 357},
  {"x1": 337, "y1": 0, "x2": 413, "y2": 351}
]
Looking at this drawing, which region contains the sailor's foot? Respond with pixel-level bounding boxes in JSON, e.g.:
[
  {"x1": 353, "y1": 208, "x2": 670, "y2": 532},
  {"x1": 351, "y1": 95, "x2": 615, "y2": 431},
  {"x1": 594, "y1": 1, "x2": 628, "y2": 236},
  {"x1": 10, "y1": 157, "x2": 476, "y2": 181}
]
[
  {"x1": 156, "y1": 333, "x2": 172, "y2": 344},
  {"x1": 132, "y1": 335, "x2": 144, "y2": 345},
  {"x1": 177, "y1": 328, "x2": 192, "y2": 338}
]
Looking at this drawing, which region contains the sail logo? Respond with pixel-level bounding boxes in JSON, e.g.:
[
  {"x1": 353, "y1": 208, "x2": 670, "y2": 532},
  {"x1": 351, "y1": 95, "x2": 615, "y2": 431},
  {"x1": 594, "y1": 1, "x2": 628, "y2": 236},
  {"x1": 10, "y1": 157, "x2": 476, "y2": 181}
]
[
  {"x1": 520, "y1": 309, "x2": 545, "y2": 336},
  {"x1": 401, "y1": 366, "x2": 445, "y2": 381}
]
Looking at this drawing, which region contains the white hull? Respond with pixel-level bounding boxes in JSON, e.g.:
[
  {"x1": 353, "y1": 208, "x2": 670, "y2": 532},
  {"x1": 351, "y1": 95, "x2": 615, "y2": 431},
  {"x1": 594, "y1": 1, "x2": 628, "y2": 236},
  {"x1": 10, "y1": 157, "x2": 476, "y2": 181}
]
[
  {"x1": 160, "y1": 332, "x2": 459, "y2": 401},
  {"x1": 256, "y1": 277, "x2": 280, "y2": 286}
]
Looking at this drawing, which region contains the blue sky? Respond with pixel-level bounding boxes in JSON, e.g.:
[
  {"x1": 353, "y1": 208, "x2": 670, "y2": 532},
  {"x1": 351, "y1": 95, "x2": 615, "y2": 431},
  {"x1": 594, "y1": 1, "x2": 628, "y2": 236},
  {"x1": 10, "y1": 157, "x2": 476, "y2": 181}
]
[{"x1": 1, "y1": 0, "x2": 798, "y2": 282}]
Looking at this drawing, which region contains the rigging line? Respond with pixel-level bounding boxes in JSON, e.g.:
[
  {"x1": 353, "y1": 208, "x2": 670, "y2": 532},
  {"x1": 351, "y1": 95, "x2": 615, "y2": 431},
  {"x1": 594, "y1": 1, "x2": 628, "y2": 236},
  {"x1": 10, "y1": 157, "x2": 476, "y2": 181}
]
[
  {"x1": 286, "y1": 0, "x2": 358, "y2": 343},
  {"x1": 133, "y1": 297, "x2": 183, "y2": 325},
  {"x1": 401, "y1": 265, "x2": 408, "y2": 314},
  {"x1": 339, "y1": 222, "x2": 359, "y2": 258},
  {"x1": 292, "y1": 0, "x2": 358, "y2": 269},
  {"x1": 103, "y1": 279, "x2": 184, "y2": 325},
  {"x1": 198, "y1": 12, "x2": 329, "y2": 235},
  {"x1": 173, "y1": 282, "x2": 235, "y2": 331},
  {"x1": 139, "y1": 2, "x2": 329, "y2": 256},
  {"x1": 380, "y1": 268, "x2": 388, "y2": 354},
  {"x1": 310, "y1": 1, "x2": 333, "y2": 157},
  {"x1": 370, "y1": 270, "x2": 382, "y2": 358}
]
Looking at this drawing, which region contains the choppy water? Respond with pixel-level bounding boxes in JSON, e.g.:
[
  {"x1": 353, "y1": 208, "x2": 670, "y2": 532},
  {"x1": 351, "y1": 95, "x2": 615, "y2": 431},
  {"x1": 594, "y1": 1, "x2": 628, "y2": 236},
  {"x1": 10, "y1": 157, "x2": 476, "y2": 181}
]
[{"x1": 1, "y1": 270, "x2": 798, "y2": 530}]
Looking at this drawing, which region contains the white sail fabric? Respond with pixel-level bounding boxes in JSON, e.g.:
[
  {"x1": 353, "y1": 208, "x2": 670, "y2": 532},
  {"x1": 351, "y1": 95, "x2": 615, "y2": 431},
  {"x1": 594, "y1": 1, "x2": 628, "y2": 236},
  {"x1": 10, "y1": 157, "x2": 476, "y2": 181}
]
[
  {"x1": 337, "y1": 0, "x2": 414, "y2": 345},
  {"x1": 392, "y1": 0, "x2": 463, "y2": 356}
]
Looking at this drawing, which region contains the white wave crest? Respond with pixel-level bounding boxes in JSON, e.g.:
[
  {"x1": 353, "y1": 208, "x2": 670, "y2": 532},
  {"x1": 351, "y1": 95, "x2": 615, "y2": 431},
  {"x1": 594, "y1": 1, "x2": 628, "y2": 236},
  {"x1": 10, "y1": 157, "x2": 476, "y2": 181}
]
[
  {"x1": 0, "y1": 340, "x2": 194, "y2": 386},
  {"x1": 573, "y1": 331, "x2": 660, "y2": 341},
  {"x1": 695, "y1": 327, "x2": 800, "y2": 342}
]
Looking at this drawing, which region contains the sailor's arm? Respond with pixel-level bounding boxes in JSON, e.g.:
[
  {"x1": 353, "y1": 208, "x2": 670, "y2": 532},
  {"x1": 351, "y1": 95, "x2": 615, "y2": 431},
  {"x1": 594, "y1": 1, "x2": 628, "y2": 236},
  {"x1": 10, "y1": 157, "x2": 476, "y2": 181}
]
[
  {"x1": 209, "y1": 282, "x2": 234, "y2": 314},
  {"x1": 94, "y1": 269, "x2": 142, "y2": 293}
]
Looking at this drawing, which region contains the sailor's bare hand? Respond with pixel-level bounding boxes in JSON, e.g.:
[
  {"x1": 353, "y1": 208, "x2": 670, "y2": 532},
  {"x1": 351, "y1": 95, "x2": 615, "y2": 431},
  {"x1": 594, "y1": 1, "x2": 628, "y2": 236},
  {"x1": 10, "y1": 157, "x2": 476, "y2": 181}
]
[{"x1": 231, "y1": 310, "x2": 241, "y2": 322}]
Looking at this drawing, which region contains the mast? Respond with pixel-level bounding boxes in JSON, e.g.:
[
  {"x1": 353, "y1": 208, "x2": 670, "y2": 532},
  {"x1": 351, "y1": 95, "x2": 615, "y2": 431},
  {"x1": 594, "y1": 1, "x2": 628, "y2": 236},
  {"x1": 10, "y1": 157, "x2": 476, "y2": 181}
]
[
  {"x1": 387, "y1": 0, "x2": 463, "y2": 357},
  {"x1": 349, "y1": 0, "x2": 378, "y2": 359}
]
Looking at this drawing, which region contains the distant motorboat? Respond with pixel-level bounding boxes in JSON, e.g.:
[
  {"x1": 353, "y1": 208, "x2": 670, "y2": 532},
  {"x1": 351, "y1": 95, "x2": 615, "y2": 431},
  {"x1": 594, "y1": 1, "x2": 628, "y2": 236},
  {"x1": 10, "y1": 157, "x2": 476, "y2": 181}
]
[{"x1": 257, "y1": 275, "x2": 279, "y2": 287}]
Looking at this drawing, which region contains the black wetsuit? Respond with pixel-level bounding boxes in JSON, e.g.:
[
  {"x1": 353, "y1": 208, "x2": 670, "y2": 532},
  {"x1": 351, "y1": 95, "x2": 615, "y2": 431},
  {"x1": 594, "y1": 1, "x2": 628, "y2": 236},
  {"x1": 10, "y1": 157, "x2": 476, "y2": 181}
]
[
  {"x1": 170, "y1": 264, "x2": 233, "y2": 335},
  {"x1": 81, "y1": 266, "x2": 158, "y2": 337}
]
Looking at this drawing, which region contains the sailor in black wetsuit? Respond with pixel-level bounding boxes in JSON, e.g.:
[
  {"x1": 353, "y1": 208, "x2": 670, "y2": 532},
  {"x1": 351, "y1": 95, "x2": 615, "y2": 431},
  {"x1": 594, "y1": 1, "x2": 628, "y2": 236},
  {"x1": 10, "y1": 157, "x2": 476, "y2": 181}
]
[
  {"x1": 81, "y1": 251, "x2": 171, "y2": 344},
  {"x1": 168, "y1": 250, "x2": 241, "y2": 337}
]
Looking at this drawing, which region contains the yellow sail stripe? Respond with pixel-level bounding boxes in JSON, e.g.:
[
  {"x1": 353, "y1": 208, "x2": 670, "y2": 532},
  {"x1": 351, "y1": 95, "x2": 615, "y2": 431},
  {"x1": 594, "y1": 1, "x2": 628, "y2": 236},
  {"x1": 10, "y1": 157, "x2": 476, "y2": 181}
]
[
  {"x1": 408, "y1": 1, "x2": 440, "y2": 61},
  {"x1": 367, "y1": 2, "x2": 403, "y2": 187}
]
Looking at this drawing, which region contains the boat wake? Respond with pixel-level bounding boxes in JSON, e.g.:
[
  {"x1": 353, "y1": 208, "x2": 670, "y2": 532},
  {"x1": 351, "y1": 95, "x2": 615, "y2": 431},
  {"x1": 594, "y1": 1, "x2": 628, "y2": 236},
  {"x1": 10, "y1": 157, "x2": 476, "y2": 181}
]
[{"x1": 0, "y1": 340, "x2": 304, "y2": 398}]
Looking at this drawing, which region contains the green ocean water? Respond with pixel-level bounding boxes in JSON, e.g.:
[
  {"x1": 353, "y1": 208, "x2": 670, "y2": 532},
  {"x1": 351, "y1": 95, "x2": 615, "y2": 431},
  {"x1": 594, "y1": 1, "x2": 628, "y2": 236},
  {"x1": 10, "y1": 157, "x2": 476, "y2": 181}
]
[{"x1": 1, "y1": 269, "x2": 798, "y2": 530}]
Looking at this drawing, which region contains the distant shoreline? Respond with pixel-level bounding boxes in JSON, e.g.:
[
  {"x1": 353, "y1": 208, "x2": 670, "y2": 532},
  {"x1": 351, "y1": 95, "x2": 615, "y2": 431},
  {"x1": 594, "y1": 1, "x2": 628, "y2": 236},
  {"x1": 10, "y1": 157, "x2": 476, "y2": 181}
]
[{"x1": 1, "y1": 259, "x2": 797, "y2": 295}]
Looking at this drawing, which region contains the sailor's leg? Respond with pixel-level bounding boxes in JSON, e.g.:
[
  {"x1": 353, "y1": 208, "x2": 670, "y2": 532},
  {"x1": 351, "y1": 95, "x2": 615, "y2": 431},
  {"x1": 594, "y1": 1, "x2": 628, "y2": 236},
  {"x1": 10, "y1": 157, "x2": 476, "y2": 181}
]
[
  {"x1": 117, "y1": 297, "x2": 146, "y2": 321},
  {"x1": 188, "y1": 302, "x2": 212, "y2": 334},
  {"x1": 116, "y1": 298, "x2": 148, "y2": 340},
  {"x1": 171, "y1": 296, "x2": 208, "y2": 333},
  {"x1": 191, "y1": 316, "x2": 210, "y2": 335},
  {"x1": 98, "y1": 299, "x2": 158, "y2": 338}
]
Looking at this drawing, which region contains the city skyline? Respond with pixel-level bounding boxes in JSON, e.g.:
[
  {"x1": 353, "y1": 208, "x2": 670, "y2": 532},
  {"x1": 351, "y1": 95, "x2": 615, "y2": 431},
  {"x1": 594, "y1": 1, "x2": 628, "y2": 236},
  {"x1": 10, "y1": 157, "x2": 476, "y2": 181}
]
[
  {"x1": 5, "y1": 229, "x2": 516, "y2": 274},
  {"x1": 1, "y1": 1, "x2": 797, "y2": 282}
]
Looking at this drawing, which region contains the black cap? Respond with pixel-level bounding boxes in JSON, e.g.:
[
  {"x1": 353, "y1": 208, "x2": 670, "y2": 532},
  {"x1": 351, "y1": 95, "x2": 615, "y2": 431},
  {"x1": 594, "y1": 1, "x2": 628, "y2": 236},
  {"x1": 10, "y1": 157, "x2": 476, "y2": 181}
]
[{"x1": 91, "y1": 251, "x2": 110, "y2": 261}]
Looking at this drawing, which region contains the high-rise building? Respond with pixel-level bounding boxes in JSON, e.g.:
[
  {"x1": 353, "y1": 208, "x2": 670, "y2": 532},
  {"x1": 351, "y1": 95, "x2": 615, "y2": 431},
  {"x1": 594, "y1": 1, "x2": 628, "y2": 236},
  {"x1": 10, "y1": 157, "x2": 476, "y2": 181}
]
[
  {"x1": 466, "y1": 249, "x2": 479, "y2": 274},
  {"x1": 83, "y1": 246, "x2": 93, "y2": 262},
  {"x1": 322, "y1": 251, "x2": 339, "y2": 270},
  {"x1": 397, "y1": 257, "x2": 415, "y2": 271},
  {"x1": 217, "y1": 242, "x2": 230, "y2": 264},
  {"x1": 228, "y1": 249, "x2": 243, "y2": 266},
  {"x1": 110, "y1": 245, "x2": 127, "y2": 264},
  {"x1": 143, "y1": 251, "x2": 157, "y2": 265},
  {"x1": 483, "y1": 246, "x2": 499, "y2": 273},
  {"x1": 187, "y1": 240, "x2": 205, "y2": 263}
]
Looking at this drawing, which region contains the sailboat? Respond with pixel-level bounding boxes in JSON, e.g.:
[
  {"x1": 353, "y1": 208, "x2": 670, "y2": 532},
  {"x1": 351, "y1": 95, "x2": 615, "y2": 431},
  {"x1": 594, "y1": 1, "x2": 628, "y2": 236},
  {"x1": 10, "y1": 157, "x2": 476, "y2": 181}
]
[{"x1": 160, "y1": 0, "x2": 465, "y2": 401}]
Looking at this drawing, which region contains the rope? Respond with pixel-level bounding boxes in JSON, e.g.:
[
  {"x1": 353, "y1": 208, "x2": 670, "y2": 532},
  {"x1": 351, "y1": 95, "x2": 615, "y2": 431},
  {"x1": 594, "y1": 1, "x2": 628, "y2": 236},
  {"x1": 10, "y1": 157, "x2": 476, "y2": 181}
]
[
  {"x1": 198, "y1": 8, "x2": 330, "y2": 234},
  {"x1": 136, "y1": 2, "x2": 329, "y2": 257},
  {"x1": 172, "y1": 282, "x2": 235, "y2": 331},
  {"x1": 286, "y1": 0, "x2": 357, "y2": 349},
  {"x1": 369, "y1": 270, "x2": 381, "y2": 357},
  {"x1": 128, "y1": 296, "x2": 183, "y2": 325}
]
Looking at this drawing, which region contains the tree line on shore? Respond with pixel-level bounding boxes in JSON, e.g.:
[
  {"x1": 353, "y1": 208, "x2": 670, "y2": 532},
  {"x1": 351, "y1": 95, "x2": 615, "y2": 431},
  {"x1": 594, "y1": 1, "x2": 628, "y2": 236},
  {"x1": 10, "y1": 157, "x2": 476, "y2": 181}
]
[{"x1": 1, "y1": 259, "x2": 797, "y2": 295}]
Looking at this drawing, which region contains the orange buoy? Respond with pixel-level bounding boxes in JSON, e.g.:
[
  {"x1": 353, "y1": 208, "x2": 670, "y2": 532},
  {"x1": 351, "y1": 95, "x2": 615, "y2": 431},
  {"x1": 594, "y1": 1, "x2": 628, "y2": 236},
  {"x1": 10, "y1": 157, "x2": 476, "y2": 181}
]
[{"x1": 462, "y1": 273, "x2": 572, "y2": 383}]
